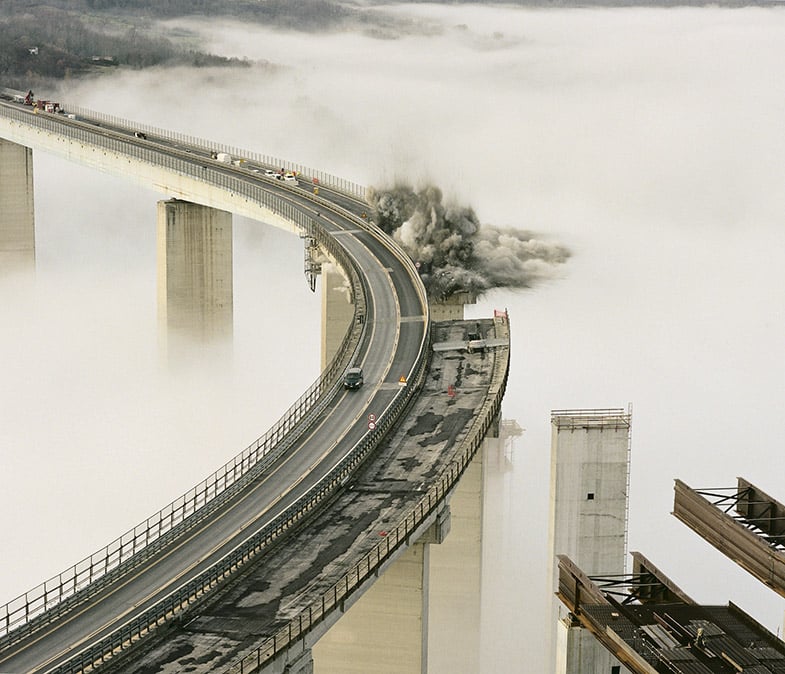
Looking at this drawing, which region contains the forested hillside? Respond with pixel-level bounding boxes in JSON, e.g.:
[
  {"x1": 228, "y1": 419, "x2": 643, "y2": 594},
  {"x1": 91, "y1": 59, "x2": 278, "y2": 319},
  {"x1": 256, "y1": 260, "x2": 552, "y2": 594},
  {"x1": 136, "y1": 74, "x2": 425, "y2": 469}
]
[
  {"x1": 0, "y1": 0, "x2": 765, "y2": 89},
  {"x1": 0, "y1": 1, "x2": 258, "y2": 89},
  {"x1": 0, "y1": 0, "x2": 420, "y2": 88}
]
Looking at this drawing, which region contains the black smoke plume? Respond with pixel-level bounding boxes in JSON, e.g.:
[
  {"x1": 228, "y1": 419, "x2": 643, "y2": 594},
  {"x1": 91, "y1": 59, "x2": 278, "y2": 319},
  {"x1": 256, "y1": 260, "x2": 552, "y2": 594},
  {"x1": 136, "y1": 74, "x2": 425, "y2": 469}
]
[{"x1": 366, "y1": 184, "x2": 570, "y2": 300}]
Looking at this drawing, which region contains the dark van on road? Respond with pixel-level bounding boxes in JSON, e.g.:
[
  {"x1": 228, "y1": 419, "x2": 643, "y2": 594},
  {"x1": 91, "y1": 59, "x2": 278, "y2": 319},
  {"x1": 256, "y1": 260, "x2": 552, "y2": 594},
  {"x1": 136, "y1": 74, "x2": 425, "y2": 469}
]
[{"x1": 343, "y1": 367, "x2": 363, "y2": 390}]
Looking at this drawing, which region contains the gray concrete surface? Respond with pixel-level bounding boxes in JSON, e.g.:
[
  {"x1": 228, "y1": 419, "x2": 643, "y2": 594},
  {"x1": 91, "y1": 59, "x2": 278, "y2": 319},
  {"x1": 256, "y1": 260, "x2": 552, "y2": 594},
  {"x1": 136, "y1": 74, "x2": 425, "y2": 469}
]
[{"x1": 107, "y1": 316, "x2": 508, "y2": 674}]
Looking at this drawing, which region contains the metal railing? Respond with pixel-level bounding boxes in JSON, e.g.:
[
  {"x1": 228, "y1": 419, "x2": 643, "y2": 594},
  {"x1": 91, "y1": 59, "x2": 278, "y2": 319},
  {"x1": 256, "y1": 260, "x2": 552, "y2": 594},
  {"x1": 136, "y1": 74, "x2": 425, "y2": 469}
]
[
  {"x1": 63, "y1": 103, "x2": 367, "y2": 200},
  {"x1": 0, "y1": 101, "x2": 432, "y2": 672},
  {"x1": 0, "y1": 103, "x2": 380, "y2": 647},
  {"x1": 45, "y1": 229, "x2": 430, "y2": 672},
  {"x1": 49, "y1": 306, "x2": 435, "y2": 673},
  {"x1": 225, "y1": 315, "x2": 510, "y2": 674}
]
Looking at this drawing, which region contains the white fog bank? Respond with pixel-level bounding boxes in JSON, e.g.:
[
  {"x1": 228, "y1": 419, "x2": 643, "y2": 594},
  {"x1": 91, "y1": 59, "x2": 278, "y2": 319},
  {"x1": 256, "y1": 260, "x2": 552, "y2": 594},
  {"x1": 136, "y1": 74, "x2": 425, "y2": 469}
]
[{"x1": 2, "y1": 6, "x2": 785, "y2": 672}]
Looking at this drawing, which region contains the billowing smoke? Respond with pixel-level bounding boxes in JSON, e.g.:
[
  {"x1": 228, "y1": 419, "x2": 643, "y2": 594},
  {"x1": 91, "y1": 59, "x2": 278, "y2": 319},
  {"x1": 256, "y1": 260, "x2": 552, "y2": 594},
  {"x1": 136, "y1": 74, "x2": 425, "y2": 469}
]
[{"x1": 366, "y1": 184, "x2": 570, "y2": 300}]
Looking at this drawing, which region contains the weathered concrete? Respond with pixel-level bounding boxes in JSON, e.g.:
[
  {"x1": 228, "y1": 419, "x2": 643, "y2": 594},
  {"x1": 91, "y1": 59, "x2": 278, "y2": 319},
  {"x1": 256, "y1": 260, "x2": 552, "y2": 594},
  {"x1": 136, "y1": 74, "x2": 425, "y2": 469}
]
[
  {"x1": 320, "y1": 261, "x2": 354, "y2": 370},
  {"x1": 104, "y1": 316, "x2": 508, "y2": 674},
  {"x1": 0, "y1": 138, "x2": 35, "y2": 272},
  {"x1": 157, "y1": 199, "x2": 233, "y2": 360},
  {"x1": 314, "y1": 542, "x2": 430, "y2": 674},
  {"x1": 427, "y1": 450, "x2": 483, "y2": 674},
  {"x1": 0, "y1": 116, "x2": 301, "y2": 235},
  {"x1": 548, "y1": 409, "x2": 632, "y2": 674},
  {"x1": 278, "y1": 647, "x2": 313, "y2": 674}
]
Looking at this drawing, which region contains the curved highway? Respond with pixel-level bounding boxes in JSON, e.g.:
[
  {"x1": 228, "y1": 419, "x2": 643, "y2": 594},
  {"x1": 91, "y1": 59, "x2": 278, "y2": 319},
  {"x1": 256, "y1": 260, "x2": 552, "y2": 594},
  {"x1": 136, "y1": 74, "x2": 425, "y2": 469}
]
[{"x1": 0, "y1": 96, "x2": 428, "y2": 673}]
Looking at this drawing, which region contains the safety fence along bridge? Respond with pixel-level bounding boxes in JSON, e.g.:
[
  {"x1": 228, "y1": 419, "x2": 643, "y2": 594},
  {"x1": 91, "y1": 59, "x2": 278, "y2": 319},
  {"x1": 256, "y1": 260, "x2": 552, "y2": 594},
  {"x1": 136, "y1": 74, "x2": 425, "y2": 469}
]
[{"x1": 0, "y1": 91, "x2": 510, "y2": 674}]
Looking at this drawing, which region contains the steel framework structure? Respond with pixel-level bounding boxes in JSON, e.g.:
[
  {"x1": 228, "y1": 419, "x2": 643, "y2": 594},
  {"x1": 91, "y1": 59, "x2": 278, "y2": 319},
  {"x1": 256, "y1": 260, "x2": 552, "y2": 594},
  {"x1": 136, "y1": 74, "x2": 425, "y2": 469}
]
[{"x1": 673, "y1": 478, "x2": 785, "y2": 596}]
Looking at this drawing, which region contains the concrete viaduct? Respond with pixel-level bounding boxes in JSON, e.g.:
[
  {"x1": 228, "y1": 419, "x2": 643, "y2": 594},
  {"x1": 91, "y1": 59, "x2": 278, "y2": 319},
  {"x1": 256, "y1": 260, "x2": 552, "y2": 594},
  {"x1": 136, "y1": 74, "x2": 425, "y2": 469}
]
[{"x1": 0, "y1": 94, "x2": 510, "y2": 674}]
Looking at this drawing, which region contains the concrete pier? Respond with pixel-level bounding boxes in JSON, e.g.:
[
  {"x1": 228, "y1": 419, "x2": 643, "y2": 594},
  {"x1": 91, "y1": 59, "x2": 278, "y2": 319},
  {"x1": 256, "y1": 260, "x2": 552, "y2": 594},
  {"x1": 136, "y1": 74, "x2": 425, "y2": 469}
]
[
  {"x1": 313, "y1": 542, "x2": 431, "y2": 674},
  {"x1": 284, "y1": 648, "x2": 314, "y2": 674},
  {"x1": 0, "y1": 138, "x2": 35, "y2": 272},
  {"x1": 428, "y1": 450, "x2": 484, "y2": 674},
  {"x1": 548, "y1": 408, "x2": 631, "y2": 674},
  {"x1": 157, "y1": 199, "x2": 233, "y2": 358},
  {"x1": 320, "y1": 261, "x2": 354, "y2": 369},
  {"x1": 429, "y1": 291, "x2": 476, "y2": 322}
]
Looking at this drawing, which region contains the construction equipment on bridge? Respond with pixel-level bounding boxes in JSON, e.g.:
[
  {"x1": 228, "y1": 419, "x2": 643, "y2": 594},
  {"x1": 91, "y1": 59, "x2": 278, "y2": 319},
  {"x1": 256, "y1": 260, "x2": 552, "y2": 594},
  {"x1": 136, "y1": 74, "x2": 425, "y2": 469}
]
[{"x1": 302, "y1": 234, "x2": 321, "y2": 292}]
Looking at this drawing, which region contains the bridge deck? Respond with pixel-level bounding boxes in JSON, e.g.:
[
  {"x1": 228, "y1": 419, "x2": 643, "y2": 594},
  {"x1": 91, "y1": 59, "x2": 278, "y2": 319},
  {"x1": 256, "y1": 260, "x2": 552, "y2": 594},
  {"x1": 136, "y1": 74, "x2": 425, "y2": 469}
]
[{"x1": 104, "y1": 317, "x2": 509, "y2": 674}]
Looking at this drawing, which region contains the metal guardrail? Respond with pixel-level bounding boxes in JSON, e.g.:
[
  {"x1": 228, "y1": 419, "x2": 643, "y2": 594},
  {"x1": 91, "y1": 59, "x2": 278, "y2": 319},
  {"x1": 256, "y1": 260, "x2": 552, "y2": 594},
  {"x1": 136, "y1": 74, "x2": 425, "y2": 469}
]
[
  {"x1": 226, "y1": 314, "x2": 510, "y2": 674},
  {"x1": 0, "y1": 103, "x2": 371, "y2": 646},
  {"x1": 63, "y1": 103, "x2": 368, "y2": 201},
  {"x1": 50, "y1": 321, "x2": 436, "y2": 674},
  {"x1": 0, "y1": 101, "x2": 432, "y2": 673}
]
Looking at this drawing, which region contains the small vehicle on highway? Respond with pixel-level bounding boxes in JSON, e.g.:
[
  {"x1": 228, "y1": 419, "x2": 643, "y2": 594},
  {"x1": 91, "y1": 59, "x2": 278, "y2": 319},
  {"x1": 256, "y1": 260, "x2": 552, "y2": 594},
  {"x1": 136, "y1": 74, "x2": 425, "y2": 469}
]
[{"x1": 343, "y1": 367, "x2": 363, "y2": 390}]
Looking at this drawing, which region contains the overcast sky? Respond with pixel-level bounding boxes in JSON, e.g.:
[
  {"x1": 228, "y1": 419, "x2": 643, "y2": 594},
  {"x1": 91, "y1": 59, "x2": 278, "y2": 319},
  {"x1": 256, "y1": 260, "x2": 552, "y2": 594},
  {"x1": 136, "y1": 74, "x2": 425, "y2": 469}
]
[{"x1": 2, "y1": 5, "x2": 785, "y2": 672}]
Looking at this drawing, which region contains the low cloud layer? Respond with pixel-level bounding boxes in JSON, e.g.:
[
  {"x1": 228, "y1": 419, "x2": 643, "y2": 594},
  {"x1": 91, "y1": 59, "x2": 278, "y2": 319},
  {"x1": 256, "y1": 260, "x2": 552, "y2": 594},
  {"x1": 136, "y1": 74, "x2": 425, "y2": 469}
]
[{"x1": 367, "y1": 184, "x2": 570, "y2": 300}]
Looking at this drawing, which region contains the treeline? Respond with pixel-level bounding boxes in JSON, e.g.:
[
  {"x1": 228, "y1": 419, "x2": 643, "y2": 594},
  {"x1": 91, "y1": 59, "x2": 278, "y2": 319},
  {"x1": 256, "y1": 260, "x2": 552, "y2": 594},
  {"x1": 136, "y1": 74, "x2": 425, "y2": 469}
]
[
  {"x1": 0, "y1": 2, "x2": 251, "y2": 88},
  {"x1": 3, "y1": 0, "x2": 362, "y2": 31},
  {"x1": 0, "y1": 0, "x2": 413, "y2": 88},
  {"x1": 85, "y1": 0, "x2": 355, "y2": 28}
]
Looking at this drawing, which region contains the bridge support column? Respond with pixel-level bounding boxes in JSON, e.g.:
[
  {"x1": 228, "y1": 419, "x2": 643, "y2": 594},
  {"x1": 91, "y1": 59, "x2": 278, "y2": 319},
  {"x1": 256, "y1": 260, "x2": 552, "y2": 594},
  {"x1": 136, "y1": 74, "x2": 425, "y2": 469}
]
[
  {"x1": 320, "y1": 261, "x2": 354, "y2": 369},
  {"x1": 0, "y1": 138, "x2": 35, "y2": 272},
  {"x1": 548, "y1": 408, "x2": 632, "y2": 674},
  {"x1": 156, "y1": 199, "x2": 233, "y2": 359},
  {"x1": 313, "y1": 541, "x2": 431, "y2": 674},
  {"x1": 427, "y1": 448, "x2": 484, "y2": 674},
  {"x1": 284, "y1": 647, "x2": 314, "y2": 673}
]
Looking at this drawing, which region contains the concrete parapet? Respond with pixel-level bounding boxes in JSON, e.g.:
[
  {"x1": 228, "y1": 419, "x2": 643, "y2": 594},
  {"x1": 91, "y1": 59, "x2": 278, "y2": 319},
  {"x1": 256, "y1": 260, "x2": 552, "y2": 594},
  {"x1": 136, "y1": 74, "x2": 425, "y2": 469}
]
[
  {"x1": 97, "y1": 317, "x2": 510, "y2": 674},
  {"x1": 427, "y1": 449, "x2": 484, "y2": 674},
  {"x1": 0, "y1": 115, "x2": 298, "y2": 235}
]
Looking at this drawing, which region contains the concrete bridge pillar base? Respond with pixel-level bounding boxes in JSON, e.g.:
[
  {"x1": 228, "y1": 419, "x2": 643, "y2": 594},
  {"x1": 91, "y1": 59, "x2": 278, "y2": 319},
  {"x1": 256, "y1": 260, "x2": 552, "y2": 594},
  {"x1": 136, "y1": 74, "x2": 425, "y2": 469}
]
[
  {"x1": 419, "y1": 505, "x2": 451, "y2": 545},
  {"x1": 320, "y1": 261, "x2": 354, "y2": 369},
  {"x1": 0, "y1": 138, "x2": 35, "y2": 272},
  {"x1": 156, "y1": 199, "x2": 233, "y2": 360},
  {"x1": 313, "y1": 542, "x2": 430, "y2": 674},
  {"x1": 427, "y1": 448, "x2": 484, "y2": 674},
  {"x1": 284, "y1": 647, "x2": 314, "y2": 673}
]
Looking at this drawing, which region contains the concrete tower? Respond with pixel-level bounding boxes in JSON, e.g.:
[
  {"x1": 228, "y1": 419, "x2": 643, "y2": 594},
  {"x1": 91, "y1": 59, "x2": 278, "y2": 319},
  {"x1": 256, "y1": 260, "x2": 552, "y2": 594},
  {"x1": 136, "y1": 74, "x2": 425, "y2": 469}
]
[
  {"x1": 548, "y1": 408, "x2": 632, "y2": 674},
  {"x1": 0, "y1": 138, "x2": 35, "y2": 272},
  {"x1": 429, "y1": 291, "x2": 476, "y2": 322}
]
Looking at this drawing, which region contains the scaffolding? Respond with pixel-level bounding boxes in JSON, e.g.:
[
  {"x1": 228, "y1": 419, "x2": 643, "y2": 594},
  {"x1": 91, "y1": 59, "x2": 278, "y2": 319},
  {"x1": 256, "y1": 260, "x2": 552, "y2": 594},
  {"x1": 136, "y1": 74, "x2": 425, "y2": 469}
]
[
  {"x1": 302, "y1": 233, "x2": 321, "y2": 292},
  {"x1": 551, "y1": 407, "x2": 632, "y2": 430}
]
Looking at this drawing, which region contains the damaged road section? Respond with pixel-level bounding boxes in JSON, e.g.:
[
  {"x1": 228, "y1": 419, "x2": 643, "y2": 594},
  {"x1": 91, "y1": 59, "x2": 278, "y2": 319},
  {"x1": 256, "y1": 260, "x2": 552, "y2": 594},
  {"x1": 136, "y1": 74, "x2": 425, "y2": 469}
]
[{"x1": 106, "y1": 315, "x2": 509, "y2": 674}]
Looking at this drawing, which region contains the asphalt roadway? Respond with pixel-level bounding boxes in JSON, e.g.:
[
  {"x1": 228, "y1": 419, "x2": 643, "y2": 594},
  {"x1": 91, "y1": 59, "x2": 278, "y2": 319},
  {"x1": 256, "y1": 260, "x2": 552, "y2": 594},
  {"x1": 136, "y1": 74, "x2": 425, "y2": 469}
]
[
  {"x1": 0, "y1": 102, "x2": 427, "y2": 674},
  {"x1": 103, "y1": 316, "x2": 509, "y2": 674}
]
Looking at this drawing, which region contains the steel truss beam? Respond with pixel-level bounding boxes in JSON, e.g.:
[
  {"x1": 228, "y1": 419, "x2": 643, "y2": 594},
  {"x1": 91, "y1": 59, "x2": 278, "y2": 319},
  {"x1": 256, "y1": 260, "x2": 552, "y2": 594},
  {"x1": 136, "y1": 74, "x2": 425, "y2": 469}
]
[{"x1": 673, "y1": 477, "x2": 785, "y2": 596}]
